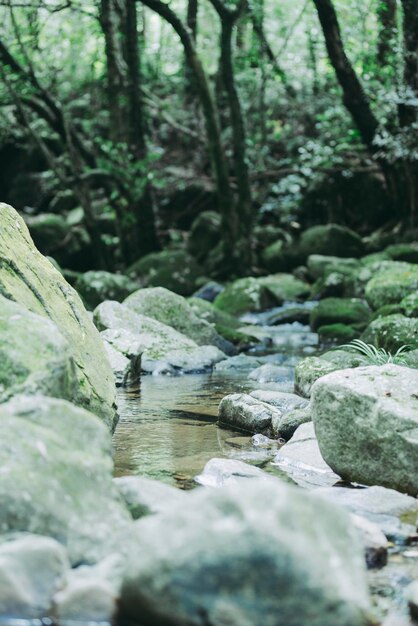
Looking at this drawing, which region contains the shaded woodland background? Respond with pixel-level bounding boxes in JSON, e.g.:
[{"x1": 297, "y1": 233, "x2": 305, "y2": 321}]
[{"x1": 0, "y1": 0, "x2": 417, "y2": 279}]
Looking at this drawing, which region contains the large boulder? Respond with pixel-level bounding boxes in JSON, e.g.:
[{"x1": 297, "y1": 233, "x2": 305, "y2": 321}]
[
  {"x1": 0, "y1": 395, "x2": 132, "y2": 565},
  {"x1": 120, "y1": 479, "x2": 373, "y2": 626},
  {"x1": 307, "y1": 255, "x2": 361, "y2": 280},
  {"x1": 127, "y1": 249, "x2": 204, "y2": 296},
  {"x1": 310, "y1": 298, "x2": 371, "y2": 331},
  {"x1": 124, "y1": 287, "x2": 232, "y2": 353},
  {"x1": 365, "y1": 262, "x2": 418, "y2": 309},
  {"x1": 311, "y1": 364, "x2": 418, "y2": 496},
  {"x1": 218, "y1": 393, "x2": 282, "y2": 436},
  {"x1": 94, "y1": 301, "x2": 225, "y2": 374},
  {"x1": 295, "y1": 350, "x2": 368, "y2": 398},
  {"x1": 214, "y1": 274, "x2": 310, "y2": 316},
  {"x1": 0, "y1": 204, "x2": 116, "y2": 428},
  {"x1": 362, "y1": 313, "x2": 418, "y2": 351},
  {"x1": 0, "y1": 295, "x2": 77, "y2": 403},
  {"x1": 75, "y1": 271, "x2": 139, "y2": 310},
  {"x1": 298, "y1": 224, "x2": 365, "y2": 259}
]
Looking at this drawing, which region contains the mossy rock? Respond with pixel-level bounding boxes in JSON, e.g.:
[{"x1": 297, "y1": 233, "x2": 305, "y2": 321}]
[
  {"x1": 298, "y1": 224, "x2": 364, "y2": 259},
  {"x1": 318, "y1": 323, "x2": 360, "y2": 343},
  {"x1": 213, "y1": 274, "x2": 309, "y2": 316},
  {"x1": 75, "y1": 271, "x2": 139, "y2": 310},
  {"x1": 307, "y1": 255, "x2": 361, "y2": 280},
  {"x1": 385, "y1": 243, "x2": 418, "y2": 264},
  {"x1": 361, "y1": 252, "x2": 391, "y2": 265},
  {"x1": 127, "y1": 250, "x2": 204, "y2": 297},
  {"x1": 310, "y1": 298, "x2": 371, "y2": 331},
  {"x1": 0, "y1": 204, "x2": 116, "y2": 428},
  {"x1": 310, "y1": 272, "x2": 348, "y2": 300},
  {"x1": 362, "y1": 314, "x2": 418, "y2": 351},
  {"x1": 365, "y1": 262, "x2": 418, "y2": 309},
  {"x1": 295, "y1": 349, "x2": 368, "y2": 398},
  {"x1": 187, "y1": 211, "x2": 221, "y2": 262},
  {"x1": 24, "y1": 213, "x2": 69, "y2": 254},
  {"x1": 260, "y1": 240, "x2": 303, "y2": 273},
  {"x1": 370, "y1": 304, "x2": 403, "y2": 321},
  {"x1": 400, "y1": 292, "x2": 418, "y2": 317}
]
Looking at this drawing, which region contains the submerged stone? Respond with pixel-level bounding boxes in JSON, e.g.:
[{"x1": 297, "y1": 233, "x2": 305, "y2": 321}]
[{"x1": 75, "y1": 271, "x2": 139, "y2": 310}]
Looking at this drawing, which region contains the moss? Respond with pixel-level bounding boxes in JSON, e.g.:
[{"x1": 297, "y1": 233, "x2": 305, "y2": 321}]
[
  {"x1": 310, "y1": 298, "x2": 371, "y2": 331},
  {"x1": 75, "y1": 271, "x2": 139, "y2": 310},
  {"x1": 362, "y1": 314, "x2": 418, "y2": 351},
  {"x1": 318, "y1": 323, "x2": 360, "y2": 343},
  {"x1": 400, "y1": 292, "x2": 418, "y2": 317},
  {"x1": 371, "y1": 304, "x2": 403, "y2": 321},
  {"x1": 298, "y1": 224, "x2": 364, "y2": 259},
  {"x1": 385, "y1": 243, "x2": 418, "y2": 264},
  {"x1": 365, "y1": 262, "x2": 418, "y2": 309}
]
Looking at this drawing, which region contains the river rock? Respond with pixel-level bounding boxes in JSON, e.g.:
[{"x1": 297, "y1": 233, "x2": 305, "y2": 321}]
[
  {"x1": 362, "y1": 314, "x2": 418, "y2": 351},
  {"x1": 75, "y1": 271, "x2": 139, "y2": 310},
  {"x1": 310, "y1": 298, "x2": 371, "y2": 331},
  {"x1": 192, "y1": 281, "x2": 224, "y2": 301},
  {"x1": 124, "y1": 287, "x2": 233, "y2": 353},
  {"x1": 102, "y1": 341, "x2": 140, "y2": 387},
  {"x1": 95, "y1": 301, "x2": 225, "y2": 374},
  {"x1": 0, "y1": 204, "x2": 116, "y2": 427},
  {"x1": 350, "y1": 515, "x2": 388, "y2": 569},
  {"x1": 53, "y1": 554, "x2": 124, "y2": 623},
  {"x1": 195, "y1": 458, "x2": 269, "y2": 487},
  {"x1": 311, "y1": 364, "x2": 418, "y2": 496},
  {"x1": 250, "y1": 390, "x2": 309, "y2": 412},
  {"x1": 273, "y1": 422, "x2": 340, "y2": 488},
  {"x1": 218, "y1": 393, "x2": 282, "y2": 435},
  {"x1": 120, "y1": 478, "x2": 373, "y2": 626},
  {"x1": 405, "y1": 581, "x2": 418, "y2": 622},
  {"x1": 273, "y1": 406, "x2": 312, "y2": 440},
  {"x1": 0, "y1": 295, "x2": 78, "y2": 403},
  {"x1": 365, "y1": 262, "x2": 418, "y2": 309},
  {"x1": 295, "y1": 349, "x2": 368, "y2": 397},
  {"x1": 214, "y1": 354, "x2": 265, "y2": 372},
  {"x1": 299, "y1": 224, "x2": 365, "y2": 259},
  {"x1": 0, "y1": 395, "x2": 132, "y2": 565},
  {"x1": 307, "y1": 255, "x2": 362, "y2": 280},
  {"x1": 248, "y1": 363, "x2": 294, "y2": 383},
  {"x1": 0, "y1": 534, "x2": 69, "y2": 619},
  {"x1": 114, "y1": 476, "x2": 187, "y2": 519}
]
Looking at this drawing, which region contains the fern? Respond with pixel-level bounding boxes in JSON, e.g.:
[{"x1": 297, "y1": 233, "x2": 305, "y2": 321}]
[{"x1": 340, "y1": 339, "x2": 410, "y2": 366}]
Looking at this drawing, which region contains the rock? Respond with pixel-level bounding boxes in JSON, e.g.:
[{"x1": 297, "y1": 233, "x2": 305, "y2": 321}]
[
  {"x1": 214, "y1": 274, "x2": 310, "y2": 316},
  {"x1": 310, "y1": 298, "x2": 371, "y2": 331},
  {"x1": 311, "y1": 364, "x2": 418, "y2": 496},
  {"x1": 310, "y1": 272, "x2": 349, "y2": 300},
  {"x1": 187, "y1": 210, "x2": 221, "y2": 262},
  {"x1": 124, "y1": 287, "x2": 232, "y2": 353},
  {"x1": 127, "y1": 249, "x2": 204, "y2": 296},
  {"x1": 405, "y1": 580, "x2": 418, "y2": 622},
  {"x1": 95, "y1": 301, "x2": 225, "y2": 374},
  {"x1": 264, "y1": 305, "x2": 312, "y2": 325},
  {"x1": 195, "y1": 458, "x2": 268, "y2": 487},
  {"x1": 362, "y1": 314, "x2": 418, "y2": 351},
  {"x1": 53, "y1": 554, "x2": 123, "y2": 623},
  {"x1": 273, "y1": 406, "x2": 312, "y2": 440},
  {"x1": 299, "y1": 224, "x2": 365, "y2": 259},
  {"x1": 24, "y1": 212, "x2": 68, "y2": 254},
  {"x1": 307, "y1": 255, "x2": 361, "y2": 280},
  {"x1": 250, "y1": 390, "x2": 309, "y2": 412},
  {"x1": 120, "y1": 479, "x2": 373, "y2": 626},
  {"x1": 75, "y1": 271, "x2": 139, "y2": 310},
  {"x1": 385, "y1": 242, "x2": 418, "y2": 264},
  {"x1": 218, "y1": 393, "x2": 282, "y2": 436},
  {"x1": 272, "y1": 422, "x2": 340, "y2": 488},
  {"x1": 318, "y1": 323, "x2": 361, "y2": 343},
  {"x1": 350, "y1": 515, "x2": 388, "y2": 569},
  {"x1": 294, "y1": 349, "x2": 368, "y2": 398},
  {"x1": 0, "y1": 295, "x2": 77, "y2": 403},
  {"x1": 0, "y1": 395, "x2": 132, "y2": 565},
  {"x1": 401, "y1": 292, "x2": 418, "y2": 317},
  {"x1": 365, "y1": 262, "x2": 418, "y2": 309},
  {"x1": 214, "y1": 354, "x2": 265, "y2": 372},
  {"x1": 0, "y1": 204, "x2": 116, "y2": 427},
  {"x1": 102, "y1": 341, "x2": 140, "y2": 387},
  {"x1": 248, "y1": 363, "x2": 293, "y2": 384},
  {"x1": 192, "y1": 281, "x2": 224, "y2": 302},
  {"x1": 260, "y1": 239, "x2": 302, "y2": 273},
  {"x1": 315, "y1": 485, "x2": 418, "y2": 543},
  {"x1": 0, "y1": 534, "x2": 69, "y2": 619},
  {"x1": 114, "y1": 476, "x2": 187, "y2": 519}
]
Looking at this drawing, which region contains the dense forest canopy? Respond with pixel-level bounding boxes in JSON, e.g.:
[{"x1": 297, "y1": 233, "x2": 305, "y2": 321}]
[{"x1": 0, "y1": 0, "x2": 417, "y2": 277}]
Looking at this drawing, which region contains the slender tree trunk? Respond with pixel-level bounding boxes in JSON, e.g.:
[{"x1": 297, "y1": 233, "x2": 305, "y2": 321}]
[
  {"x1": 377, "y1": 0, "x2": 397, "y2": 69},
  {"x1": 398, "y1": 0, "x2": 418, "y2": 126},
  {"x1": 185, "y1": 0, "x2": 198, "y2": 100}
]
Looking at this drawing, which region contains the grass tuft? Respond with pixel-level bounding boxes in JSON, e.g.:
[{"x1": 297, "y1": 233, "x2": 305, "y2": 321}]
[{"x1": 340, "y1": 339, "x2": 410, "y2": 366}]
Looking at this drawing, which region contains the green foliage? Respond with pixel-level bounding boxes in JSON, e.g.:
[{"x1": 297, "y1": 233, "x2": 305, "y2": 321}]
[{"x1": 340, "y1": 339, "x2": 411, "y2": 365}]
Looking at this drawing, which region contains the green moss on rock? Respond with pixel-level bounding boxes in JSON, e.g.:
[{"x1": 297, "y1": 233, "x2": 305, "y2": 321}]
[
  {"x1": 365, "y1": 262, "x2": 418, "y2": 309},
  {"x1": 127, "y1": 250, "x2": 204, "y2": 296},
  {"x1": 310, "y1": 298, "x2": 371, "y2": 331},
  {"x1": 362, "y1": 314, "x2": 418, "y2": 351}
]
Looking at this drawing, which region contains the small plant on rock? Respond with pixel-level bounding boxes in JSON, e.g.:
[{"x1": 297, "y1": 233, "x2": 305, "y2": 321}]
[{"x1": 341, "y1": 339, "x2": 410, "y2": 366}]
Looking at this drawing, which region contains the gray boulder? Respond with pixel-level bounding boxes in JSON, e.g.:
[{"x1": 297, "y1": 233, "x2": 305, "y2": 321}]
[
  {"x1": 295, "y1": 350, "x2": 368, "y2": 398},
  {"x1": 0, "y1": 204, "x2": 116, "y2": 428},
  {"x1": 195, "y1": 458, "x2": 269, "y2": 487},
  {"x1": 120, "y1": 479, "x2": 373, "y2": 626},
  {"x1": 248, "y1": 363, "x2": 293, "y2": 384},
  {"x1": 75, "y1": 271, "x2": 139, "y2": 310},
  {"x1": 312, "y1": 364, "x2": 418, "y2": 496},
  {"x1": 102, "y1": 341, "x2": 141, "y2": 387},
  {"x1": 218, "y1": 393, "x2": 282, "y2": 436},
  {"x1": 0, "y1": 395, "x2": 132, "y2": 565},
  {"x1": 114, "y1": 476, "x2": 187, "y2": 519},
  {"x1": 250, "y1": 390, "x2": 308, "y2": 412}
]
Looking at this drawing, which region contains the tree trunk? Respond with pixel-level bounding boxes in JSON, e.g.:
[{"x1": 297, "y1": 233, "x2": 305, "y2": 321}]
[
  {"x1": 398, "y1": 0, "x2": 418, "y2": 126},
  {"x1": 377, "y1": 0, "x2": 397, "y2": 69}
]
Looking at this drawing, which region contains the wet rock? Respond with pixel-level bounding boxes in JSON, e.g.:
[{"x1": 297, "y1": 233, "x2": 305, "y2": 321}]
[
  {"x1": 248, "y1": 363, "x2": 293, "y2": 383},
  {"x1": 312, "y1": 364, "x2": 418, "y2": 496},
  {"x1": 95, "y1": 301, "x2": 225, "y2": 374},
  {"x1": 362, "y1": 314, "x2": 418, "y2": 351},
  {"x1": 120, "y1": 478, "x2": 373, "y2": 626},
  {"x1": 214, "y1": 354, "x2": 265, "y2": 372},
  {"x1": 315, "y1": 485, "x2": 418, "y2": 544},
  {"x1": 192, "y1": 281, "x2": 224, "y2": 302},
  {"x1": 75, "y1": 271, "x2": 139, "y2": 310},
  {"x1": 272, "y1": 422, "x2": 340, "y2": 488},
  {"x1": 310, "y1": 297, "x2": 371, "y2": 331},
  {"x1": 0, "y1": 295, "x2": 78, "y2": 403},
  {"x1": 307, "y1": 255, "x2": 362, "y2": 280},
  {"x1": 310, "y1": 271, "x2": 349, "y2": 300},
  {"x1": 350, "y1": 515, "x2": 388, "y2": 569},
  {"x1": 53, "y1": 554, "x2": 123, "y2": 623},
  {"x1": 214, "y1": 274, "x2": 310, "y2": 316},
  {"x1": 385, "y1": 242, "x2": 418, "y2": 264},
  {"x1": 195, "y1": 458, "x2": 268, "y2": 487},
  {"x1": 0, "y1": 534, "x2": 69, "y2": 619},
  {"x1": 127, "y1": 249, "x2": 204, "y2": 296},
  {"x1": 273, "y1": 406, "x2": 312, "y2": 440},
  {"x1": 299, "y1": 224, "x2": 365, "y2": 259},
  {"x1": 365, "y1": 262, "x2": 418, "y2": 309},
  {"x1": 0, "y1": 204, "x2": 116, "y2": 428},
  {"x1": 114, "y1": 476, "x2": 187, "y2": 519},
  {"x1": 250, "y1": 390, "x2": 309, "y2": 412},
  {"x1": 0, "y1": 395, "x2": 132, "y2": 565},
  {"x1": 405, "y1": 580, "x2": 418, "y2": 622},
  {"x1": 318, "y1": 323, "x2": 360, "y2": 343},
  {"x1": 218, "y1": 393, "x2": 282, "y2": 435},
  {"x1": 102, "y1": 341, "x2": 140, "y2": 387},
  {"x1": 124, "y1": 287, "x2": 233, "y2": 354}
]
